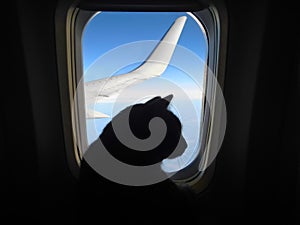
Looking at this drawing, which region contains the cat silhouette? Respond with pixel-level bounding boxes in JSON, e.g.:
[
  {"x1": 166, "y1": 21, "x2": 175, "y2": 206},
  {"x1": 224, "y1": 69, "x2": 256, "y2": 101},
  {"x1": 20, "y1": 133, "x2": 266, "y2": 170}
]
[
  {"x1": 79, "y1": 95, "x2": 196, "y2": 224},
  {"x1": 98, "y1": 94, "x2": 187, "y2": 166}
]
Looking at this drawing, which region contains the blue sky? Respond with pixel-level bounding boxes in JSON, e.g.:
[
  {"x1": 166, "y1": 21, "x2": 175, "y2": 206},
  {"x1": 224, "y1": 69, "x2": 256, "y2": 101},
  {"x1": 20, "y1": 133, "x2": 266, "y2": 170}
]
[{"x1": 82, "y1": 11, "x2": 208, "y2": 171}]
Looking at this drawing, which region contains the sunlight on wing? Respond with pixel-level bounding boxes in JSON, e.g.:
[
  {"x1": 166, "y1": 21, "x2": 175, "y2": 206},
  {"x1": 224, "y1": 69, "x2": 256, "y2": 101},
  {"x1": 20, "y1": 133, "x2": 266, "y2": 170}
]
[{"x1": 84, "y1": 16, "x2": 187, "y2": 119}]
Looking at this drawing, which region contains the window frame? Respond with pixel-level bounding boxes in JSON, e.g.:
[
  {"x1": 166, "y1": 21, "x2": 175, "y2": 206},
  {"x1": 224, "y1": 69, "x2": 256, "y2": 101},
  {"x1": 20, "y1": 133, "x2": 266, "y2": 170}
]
[{"x1": 55, "y1": 0, "x2": 227, "y2": 193}]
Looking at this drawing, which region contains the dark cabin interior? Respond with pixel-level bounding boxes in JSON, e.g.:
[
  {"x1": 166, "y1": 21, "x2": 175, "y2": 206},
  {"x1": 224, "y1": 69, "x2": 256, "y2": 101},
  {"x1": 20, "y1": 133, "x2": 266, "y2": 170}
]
[{"x1": 3, "y1": 0, "x2": 299, "y2": 224}]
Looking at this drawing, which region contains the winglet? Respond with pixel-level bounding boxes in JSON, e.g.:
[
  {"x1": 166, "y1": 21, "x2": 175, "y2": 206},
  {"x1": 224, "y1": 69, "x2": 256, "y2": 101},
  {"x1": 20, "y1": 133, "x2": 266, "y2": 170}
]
[{"x1": 132, "y1": 16, "x2": 187, "y2": 76}]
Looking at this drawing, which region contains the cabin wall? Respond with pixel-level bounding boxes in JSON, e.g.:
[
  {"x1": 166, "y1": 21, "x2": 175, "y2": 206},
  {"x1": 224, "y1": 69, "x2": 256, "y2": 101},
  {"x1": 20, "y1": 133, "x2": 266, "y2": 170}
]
[{"x1": 4, "y1": 0, "x2": 299, "y2": 224}]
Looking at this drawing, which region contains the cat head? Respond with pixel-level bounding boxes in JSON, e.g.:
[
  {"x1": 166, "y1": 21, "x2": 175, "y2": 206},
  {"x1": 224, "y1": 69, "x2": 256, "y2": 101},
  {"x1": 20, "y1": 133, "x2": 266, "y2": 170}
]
[{"x1": 100, "y1": 95, "x2": 187, "y2": 166}]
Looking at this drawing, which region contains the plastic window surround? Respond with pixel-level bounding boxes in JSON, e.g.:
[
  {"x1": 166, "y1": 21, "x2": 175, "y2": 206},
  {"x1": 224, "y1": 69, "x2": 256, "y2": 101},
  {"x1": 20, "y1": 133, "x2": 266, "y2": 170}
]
[{"x1": 55, "y1": 1, "x2": 226, "y2": 193}]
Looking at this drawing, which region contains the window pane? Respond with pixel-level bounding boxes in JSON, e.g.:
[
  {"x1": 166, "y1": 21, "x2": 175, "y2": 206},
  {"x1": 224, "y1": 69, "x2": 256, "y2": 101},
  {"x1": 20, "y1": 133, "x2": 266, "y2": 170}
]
[{"x1": 81, "y1": 11, "x2": 208, "y2": 172}]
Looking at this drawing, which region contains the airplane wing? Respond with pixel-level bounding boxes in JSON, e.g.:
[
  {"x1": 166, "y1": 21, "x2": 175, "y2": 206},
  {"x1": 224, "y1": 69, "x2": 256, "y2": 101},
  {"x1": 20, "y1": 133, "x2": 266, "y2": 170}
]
[{"x1": 84, "y1": 16, "x2": 187, "y2": 119}]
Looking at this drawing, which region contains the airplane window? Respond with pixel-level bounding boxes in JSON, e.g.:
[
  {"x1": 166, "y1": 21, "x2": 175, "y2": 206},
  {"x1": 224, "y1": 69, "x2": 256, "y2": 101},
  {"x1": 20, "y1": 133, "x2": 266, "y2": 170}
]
[{"x1": 79, "y1": 12, "x2": 208, "y2": 173}]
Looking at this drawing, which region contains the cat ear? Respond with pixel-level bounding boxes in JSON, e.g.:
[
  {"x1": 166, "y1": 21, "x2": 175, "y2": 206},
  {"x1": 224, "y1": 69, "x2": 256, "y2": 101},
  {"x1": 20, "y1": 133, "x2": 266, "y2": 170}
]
[
  {"x1": 144, "y1": 94, "x2": 173, "y2": 111},
  {"x1": 162, "y1": 94, "x2": 173, "y2": 106}
]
